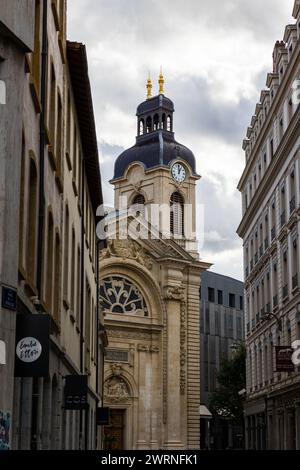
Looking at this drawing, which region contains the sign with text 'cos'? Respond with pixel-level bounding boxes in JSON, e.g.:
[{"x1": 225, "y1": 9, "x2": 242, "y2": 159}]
[
  {"x1": 275, "y1": 346, "x2": 295, "y2": 372},
  {"x1": 14, "y1": 314, "x2": 50, "y2": 377},
  {"x1": 64, "y1": 375, "x2": 88, "y2": 410}
]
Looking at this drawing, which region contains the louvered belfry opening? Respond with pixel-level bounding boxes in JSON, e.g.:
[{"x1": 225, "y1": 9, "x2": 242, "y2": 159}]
[
  {"x1": 170, "y1": 192, "x2": 184, "y2": 238},
  {"x1": 132, "y1": 194, "x2": 146, "y2": 217}
]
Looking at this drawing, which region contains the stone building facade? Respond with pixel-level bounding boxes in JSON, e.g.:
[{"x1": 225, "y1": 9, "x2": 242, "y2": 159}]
[
  {"x1": 100, "y1": 76, "x2": 211, "y2": 450},
  {"x1": 237, "y1": 0, "x2": 300, "y2": 450},
  {"x1": 0, "y1": 1, "x2": 105, "y2": 450}
]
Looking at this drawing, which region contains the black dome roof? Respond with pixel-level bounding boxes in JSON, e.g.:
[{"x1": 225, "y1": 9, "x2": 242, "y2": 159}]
[
  {"x1": 113, "y1": 93, "x2": 197, "y2": 180},
  {"x1": 113, "y1": 133, "x2": 196, "y2": 179}
]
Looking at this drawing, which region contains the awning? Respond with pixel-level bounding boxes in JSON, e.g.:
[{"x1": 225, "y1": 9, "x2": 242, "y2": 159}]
[{"x1": 199, "y1": 404, "x2": 212, "y2": 419}]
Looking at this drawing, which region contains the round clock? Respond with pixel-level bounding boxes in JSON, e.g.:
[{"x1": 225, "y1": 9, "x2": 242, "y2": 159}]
[{"x1": 171, "y1": 163, "x2": 186, "y2": 183}]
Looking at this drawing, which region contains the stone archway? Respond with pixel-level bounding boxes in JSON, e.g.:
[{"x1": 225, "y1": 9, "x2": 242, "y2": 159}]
[{"x1": 103, "y1": 375, "x2": 133, "y2": 450}]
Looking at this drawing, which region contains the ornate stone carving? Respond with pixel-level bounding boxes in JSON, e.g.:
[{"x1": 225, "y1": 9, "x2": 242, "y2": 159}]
[
  {"x1": 100, "y1": 239, "x2": 153, "y2": 271},
  {"x1": 110, "y1": 363, "x2": 123, "y2": 376},
  {"x1": 137, "y1": 344, "x2": 149, "y2": 352},
  {"x1": 100, "y1": 276, "x2": 148, "y2": 316},
  {"x1": 150, "y1": 345, "x2": 159, "y2": 353},
  {"x1": 180, "y1": 301, "x2": 187, "y2": 395},
  {"x1": 164, "y1": 286, "x2": 185, "y2": 301},
  {"x1": 104, "y1": 376, "x2": 131, "y2": 403}
]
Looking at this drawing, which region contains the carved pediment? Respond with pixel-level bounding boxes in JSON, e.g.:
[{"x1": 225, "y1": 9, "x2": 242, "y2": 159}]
[{"x1": 100, "y1": 239, "x2": 153, "y2": 271}]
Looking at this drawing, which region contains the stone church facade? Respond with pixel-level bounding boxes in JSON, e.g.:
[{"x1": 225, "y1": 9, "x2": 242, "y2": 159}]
[{"x1": 100, "y1": 75, "x2": 210, "y2": 450}]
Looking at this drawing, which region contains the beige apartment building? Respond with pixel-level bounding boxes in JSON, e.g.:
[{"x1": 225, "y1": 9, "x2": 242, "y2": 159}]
[
  {"x1": 237, "y1": 0, "x2": 300, "y2": 450},
  {"x1": 0, "y1": 1, "x2": 105, "y2": 450}
]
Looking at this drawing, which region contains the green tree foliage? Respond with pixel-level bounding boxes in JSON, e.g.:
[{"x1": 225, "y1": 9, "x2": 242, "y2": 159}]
[{"x1": 209, "y1": 345, "x2": 246, "y2": 420}]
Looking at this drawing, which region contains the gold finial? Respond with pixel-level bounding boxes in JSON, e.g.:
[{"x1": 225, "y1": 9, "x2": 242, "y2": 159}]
[
  {"x1": 158, "y1": 66, "x2": 164, "y2": 94},
  {"x1": 146, "y1": 73, "x2": 152, "y2": 99}
]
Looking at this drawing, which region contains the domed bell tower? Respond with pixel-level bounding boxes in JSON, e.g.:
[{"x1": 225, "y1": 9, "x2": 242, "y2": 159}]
[{"x1": 111, "y1": 72, "x2": 200, "y2": 257}]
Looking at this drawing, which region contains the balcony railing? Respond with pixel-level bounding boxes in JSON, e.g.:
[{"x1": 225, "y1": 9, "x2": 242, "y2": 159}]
[
  {"x1": 264, "y1": 237, "x2": 269, "y2": 250},
  {"x1": 292, "y1": 273, "x2": 298, "y2": 290},
  {"x1": 290, "y1": 195, "x2": 296, "y2": 214},
  {"x1": 271, "y1": 227, "x2": 276, "y2": 241},
  {"x1": 281, "y1": 210, "x2": 286, "y2": 227},
  {"x1": 273, "y1": 295, "x2": 278, "y2": 308},
  {"x1": 282, "y1": 284, "x2": 288, "y2": 299}
]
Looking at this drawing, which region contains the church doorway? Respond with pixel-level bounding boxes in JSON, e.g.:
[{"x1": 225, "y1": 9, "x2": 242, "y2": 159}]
[{"x1": 104, "y1": 409, "x2": 126, "y2": 450}]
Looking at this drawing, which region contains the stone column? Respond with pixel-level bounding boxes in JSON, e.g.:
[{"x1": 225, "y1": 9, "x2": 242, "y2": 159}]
[
  {"x1": 149, "y1": 345, "x2": 160, "y2": 449},
  {"x1": 136, "y1": 345, "x2": 148, "y2": 449},
  {"x1": 164, "y1": 297, "x2": 182, "y2": 449}
]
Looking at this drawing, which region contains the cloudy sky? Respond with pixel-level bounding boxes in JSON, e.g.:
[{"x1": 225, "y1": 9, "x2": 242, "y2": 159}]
[{"x1": 68, "y1": 0, "x2": 295, "y2": 281}]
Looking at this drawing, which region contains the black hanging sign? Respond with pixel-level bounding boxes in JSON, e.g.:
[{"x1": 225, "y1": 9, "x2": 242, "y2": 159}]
[
  {"x1": 96, "y1": 407, "x2": 110, "y2": 426},
  {"x1": 14, "y1": 314, "x2": 50, "y2": 377},
  {"x1": 64, "y1": 375, "x2": 88, "y2": 410}
]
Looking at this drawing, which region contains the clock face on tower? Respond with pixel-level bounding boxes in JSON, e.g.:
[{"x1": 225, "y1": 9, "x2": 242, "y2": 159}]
[{"x1": 171, "y1": 163, "x2": 186, "y2": 183}]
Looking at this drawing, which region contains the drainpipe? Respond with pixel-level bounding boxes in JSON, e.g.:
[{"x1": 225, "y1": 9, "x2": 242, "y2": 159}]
[{"x1": 36, "y1": 0, "x2": 48, "y2": 299}]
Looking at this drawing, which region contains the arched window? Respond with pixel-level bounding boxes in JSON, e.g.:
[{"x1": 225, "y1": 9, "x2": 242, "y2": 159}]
[
  {"x1": 63, "y1": 204, "x2": 69, "y2": 301},
  {"x1": 167, "y1": 115, "x2": 172, "y2": 131},
  {"x1": 153, "y1": 113, "x2": 159, "y2": 131},
  {"x1": 146, "y1": 116, "x2": 152, "y2": 133},
  {"x1": 139, "y1": 119, "x2": 144, "y2": 135},
  {"x1": 100, "y1": 276, "x2": 148, "y2": 316},
  {"x1": 46, "y1": 212, "x2": 54, "y2": 311},
  {"x1": 53, "y1": 233, "x2": 61, "y2": 323},
  {"x1": 27, "y1": 158, "x2": 38, "y2": 282},
  {"x1": 170, "y1": 192, "x2": 184, "y2": 237},
  {"x1": 56, "y1": 91, "x2": 63, "y2": 172},
  {"x1": 131, "y1": 193, "x2": 145, "y2": 217}
]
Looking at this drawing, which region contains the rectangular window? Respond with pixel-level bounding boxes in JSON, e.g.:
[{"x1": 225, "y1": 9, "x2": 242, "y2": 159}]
[
  {"x1": 229, "y1": 293, "x2": 236, "y2": 308},
  {"x1": 217, "y1": 290, "x2": 223, "y2": 305},
  {"x1": 208, "y1": 287, "x2": 215, "y2": 303}
]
